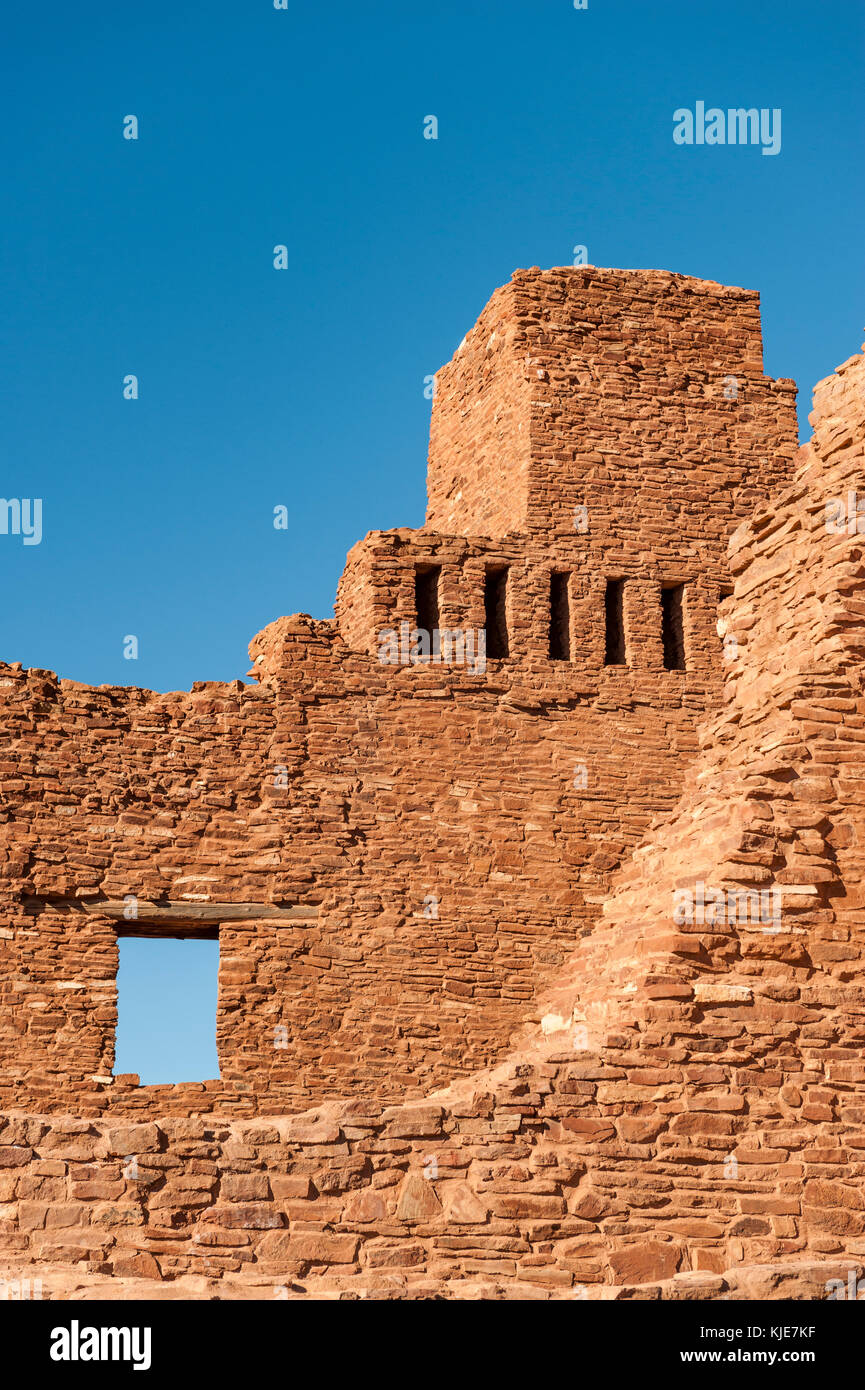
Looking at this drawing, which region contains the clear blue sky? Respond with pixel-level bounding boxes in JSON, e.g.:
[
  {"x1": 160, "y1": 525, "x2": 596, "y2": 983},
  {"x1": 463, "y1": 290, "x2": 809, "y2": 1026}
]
[
  {"x1": 116, "y1": 938, "x2": 219, "y2": 1084},
  {"x1": 2, "y1": 0, "x2": 863, "y2": 695},
  {"x1": 2, "y1": 2, "x2": 862, "y2": 1083}
]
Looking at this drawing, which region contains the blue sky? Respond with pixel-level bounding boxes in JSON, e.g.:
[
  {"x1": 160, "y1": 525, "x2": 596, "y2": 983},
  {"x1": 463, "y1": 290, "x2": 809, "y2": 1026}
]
[
  {"x1": 2, "y1": 1, "x2": 862, "y2": 1082},
  {"x1": 115, "y1": 938, "x2": 219, "y2": 1084},
  {"x1": 2, "y1": 0, "x2": 863, "y2": 695}
]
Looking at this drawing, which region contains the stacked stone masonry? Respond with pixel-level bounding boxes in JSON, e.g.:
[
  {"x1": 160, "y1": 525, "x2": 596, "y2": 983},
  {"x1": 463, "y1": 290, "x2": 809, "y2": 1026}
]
[{"x1": 1, "y1": 266, "x2": 862, "y2": 1299}]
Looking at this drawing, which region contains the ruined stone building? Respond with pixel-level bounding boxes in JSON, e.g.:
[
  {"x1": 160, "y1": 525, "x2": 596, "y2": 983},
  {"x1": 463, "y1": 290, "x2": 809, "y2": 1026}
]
[{"x1": 1, "y1": 266, "x2": 863, "y2": 1299}]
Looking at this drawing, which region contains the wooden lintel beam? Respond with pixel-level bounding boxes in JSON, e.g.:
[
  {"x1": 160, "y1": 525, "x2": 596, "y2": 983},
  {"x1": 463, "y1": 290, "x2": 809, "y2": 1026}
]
[{"x1": 81, "y1": 900, "x2": 319, "y2": 924}]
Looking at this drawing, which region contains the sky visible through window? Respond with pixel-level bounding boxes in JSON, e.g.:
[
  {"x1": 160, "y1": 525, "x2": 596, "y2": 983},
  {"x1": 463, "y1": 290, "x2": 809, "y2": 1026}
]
[{"x1": 115, "y1": 938, "x2": 220, "y2": 1086}]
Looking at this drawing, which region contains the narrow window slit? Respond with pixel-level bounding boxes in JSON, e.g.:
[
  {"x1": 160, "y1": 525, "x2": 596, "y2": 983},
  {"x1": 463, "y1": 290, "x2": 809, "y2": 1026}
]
[
  {"x1": 415, "y1": 566, "x2": 441, "y2": 658},
  {"x1": 549, "y1": 572, "x2": 571, "y2": 661},
  {"x1": 662, "y1": 584, "x2": 686, "y2": 670},
  {"x1": 718, "y1": 586, "x2": 734, "y2": 659},
  {"x1": 484, "y1": 568, "x2": 509, "y2": 659},
  {"x1": 604, "y1": 579, "x2": 626, "y2": 666}
]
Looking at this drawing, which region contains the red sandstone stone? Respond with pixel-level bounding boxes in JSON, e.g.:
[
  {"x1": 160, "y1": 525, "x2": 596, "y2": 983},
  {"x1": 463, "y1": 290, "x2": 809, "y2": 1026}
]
[
  {"x1": 395, "y1": 1174, "x2": 443, "y2": 1222},
  {"x1": 0, "y1": 270, "x2": 862, "y2": 1300}
]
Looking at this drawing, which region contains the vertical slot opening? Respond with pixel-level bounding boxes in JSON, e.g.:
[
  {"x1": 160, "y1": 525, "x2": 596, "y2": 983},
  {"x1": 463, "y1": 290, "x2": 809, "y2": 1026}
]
[
  {"x1": 549, "y1": 572, "x2": 571, "y2": 661},
  {"x1": 415, "y1": 566, "x2": 441, "y2": 657},
  {"x1": 662, "y1": 584, "x2": 686, "y2": 671},
  {"x1": 604, "y1": 579, "x2": 626, "y2": 666},
  {"x1": 484, "y1": 568, "x2": 509, "y2": 659},
  {"x1": 718, "y1": 585, "x2": 735, "y2": 659}
]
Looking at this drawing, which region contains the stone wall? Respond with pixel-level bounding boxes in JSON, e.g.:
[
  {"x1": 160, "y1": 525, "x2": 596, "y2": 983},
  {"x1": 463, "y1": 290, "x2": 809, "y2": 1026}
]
[
  {"x1": 0, "y1": 268, "x2": 799, "y2": 1117},
  {"x1": 0, "y1": 337, "x2": 860, "y2": 1299},
  {"x1": 426, "y1": 268, "x2": 797, "y2": 544},
  {"x1": 3, "y1": 269, "x2": 859, "y2": 1300},
  {"x1": 0, "y1": 622, "x2": 721, "y2": 1114}
]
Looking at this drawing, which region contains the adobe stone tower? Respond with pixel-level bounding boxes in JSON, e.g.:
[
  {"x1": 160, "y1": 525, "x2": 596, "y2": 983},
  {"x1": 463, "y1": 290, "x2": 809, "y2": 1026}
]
[{"x1": 2, "y1": 267, "x2": 798, "y2": 1119}]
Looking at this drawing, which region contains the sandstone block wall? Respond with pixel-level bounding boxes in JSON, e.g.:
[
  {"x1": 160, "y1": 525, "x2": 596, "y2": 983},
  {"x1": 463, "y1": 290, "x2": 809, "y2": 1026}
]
[
  {"x1": 0, "y1": 628, "x2": 716, "y2": 1114},
  {"x1": 1, "y1": 269, "x2": 794, "y2": 1118},
  {"x1": 335, "y1": 526, "x2": 729, "y2": 671},
  {"x1": 1, "y1": 339, "x2": 857, "y2": 1299},
  {"x1": 426, "y1": 268, "x2": 798, "y2": 545},
  {"x1": 5, "y1": 269, "x2": 860, "y2": 1302}
]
